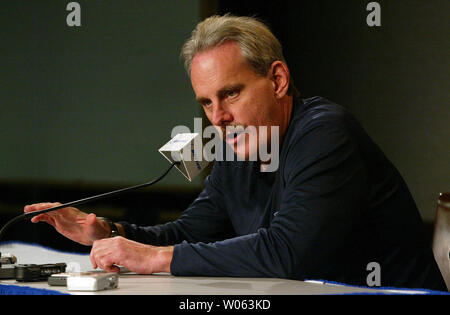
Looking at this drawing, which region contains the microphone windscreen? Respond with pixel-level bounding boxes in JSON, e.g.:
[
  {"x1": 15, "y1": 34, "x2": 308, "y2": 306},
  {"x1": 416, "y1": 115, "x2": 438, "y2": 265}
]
[{"x1": 159, "y1": 133, "x2": 210, "y2": 182}]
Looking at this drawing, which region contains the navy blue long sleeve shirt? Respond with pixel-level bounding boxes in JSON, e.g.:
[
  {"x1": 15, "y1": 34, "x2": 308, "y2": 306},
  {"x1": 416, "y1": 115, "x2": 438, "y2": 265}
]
[{"x1": 120, "y1": 96, "x2": 446, "y2": 291}]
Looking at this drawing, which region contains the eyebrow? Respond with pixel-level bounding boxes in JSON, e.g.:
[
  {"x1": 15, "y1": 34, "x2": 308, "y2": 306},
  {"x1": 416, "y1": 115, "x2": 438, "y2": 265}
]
[{"x1": 196, "y1": 83, "x2": 245, "y2": 104}]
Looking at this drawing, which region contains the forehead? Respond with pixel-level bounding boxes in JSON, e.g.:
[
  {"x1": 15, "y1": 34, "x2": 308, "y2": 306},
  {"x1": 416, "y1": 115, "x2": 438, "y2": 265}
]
[{"x1": 190, "y1": 41, "x2": 257, "y2": 95}]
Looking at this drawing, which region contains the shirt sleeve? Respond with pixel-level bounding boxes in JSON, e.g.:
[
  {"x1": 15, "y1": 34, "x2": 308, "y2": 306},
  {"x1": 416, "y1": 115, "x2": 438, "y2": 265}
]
[
  {"x1": 170, "y1": 120, "x2": 368, "y2": 279},
  {"x1": 119, "y1": 164, "x2": 235, "y2": 246}
]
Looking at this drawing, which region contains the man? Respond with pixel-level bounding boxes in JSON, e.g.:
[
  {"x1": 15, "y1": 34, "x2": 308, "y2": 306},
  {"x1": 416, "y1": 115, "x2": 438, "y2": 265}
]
[{"x1": 24, "y1": 15, "x2": 446, "y2": 290}]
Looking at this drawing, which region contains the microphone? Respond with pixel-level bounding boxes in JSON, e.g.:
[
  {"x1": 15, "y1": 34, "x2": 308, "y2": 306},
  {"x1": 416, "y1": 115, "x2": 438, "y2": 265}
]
[
  {"x1": 159, "y1": 133, "x2": 210, "y2": 182},
  {"x1": 0, "y1": 133, "x2": 211, "y2": 242}
]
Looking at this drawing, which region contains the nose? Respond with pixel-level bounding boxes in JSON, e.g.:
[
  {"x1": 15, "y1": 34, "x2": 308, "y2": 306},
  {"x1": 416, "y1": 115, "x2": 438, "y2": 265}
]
[{"x1": 210, "y1": 102, "x2": 233, "y2": 127}]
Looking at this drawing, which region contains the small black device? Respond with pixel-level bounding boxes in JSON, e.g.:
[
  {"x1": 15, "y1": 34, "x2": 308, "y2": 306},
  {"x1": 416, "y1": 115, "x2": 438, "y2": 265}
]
[
  {"x1": 0, "y1": 257, "x2": 66, "y2": 282},
  {"x1": 14, "y1": 263, "x2": 67, "y2": 282},
  {"x1": 0, "y1": 265, "x2": 16, "y2": 280},
  {"x1": 0, "y1": 252, "x2": 17, "y2": 280}
]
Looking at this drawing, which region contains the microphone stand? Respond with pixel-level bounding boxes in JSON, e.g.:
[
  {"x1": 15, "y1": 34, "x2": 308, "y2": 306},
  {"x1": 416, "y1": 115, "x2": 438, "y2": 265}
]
[{"x1": 0, "y1": 162, "x2": 179, "y2": 243}]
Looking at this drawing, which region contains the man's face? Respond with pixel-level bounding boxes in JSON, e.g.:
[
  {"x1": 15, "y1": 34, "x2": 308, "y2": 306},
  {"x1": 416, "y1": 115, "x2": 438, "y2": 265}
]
[{"x1": 190, "y1": 41, "x2": 283, "y2": 161}]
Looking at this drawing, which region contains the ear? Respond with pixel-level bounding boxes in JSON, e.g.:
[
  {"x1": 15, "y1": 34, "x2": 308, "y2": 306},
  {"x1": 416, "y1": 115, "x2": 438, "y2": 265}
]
[{"x1": 268, "y1": 61, "x2": 290, "y2": 99}]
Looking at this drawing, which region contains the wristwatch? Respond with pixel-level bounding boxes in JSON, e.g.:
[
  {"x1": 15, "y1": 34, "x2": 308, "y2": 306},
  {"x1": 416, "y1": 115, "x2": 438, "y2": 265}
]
[{"x1": 98, "y1": 217, "x2": 120, "y2": 238}]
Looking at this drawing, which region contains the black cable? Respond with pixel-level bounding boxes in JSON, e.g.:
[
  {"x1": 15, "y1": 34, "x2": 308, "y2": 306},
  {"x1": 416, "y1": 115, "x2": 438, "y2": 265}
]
[{"x1": 0, "y1": 162, "x2": 179, "y2": 242}]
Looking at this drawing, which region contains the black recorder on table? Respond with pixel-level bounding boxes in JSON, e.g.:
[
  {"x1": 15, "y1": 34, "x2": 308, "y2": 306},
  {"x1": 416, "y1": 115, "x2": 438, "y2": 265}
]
[
  {"x1": 0, "y1": 253, "x2": 66, "y2": 282},
  {"x1": 14, "y1": 263, "x2": 67, "y2": 282}
]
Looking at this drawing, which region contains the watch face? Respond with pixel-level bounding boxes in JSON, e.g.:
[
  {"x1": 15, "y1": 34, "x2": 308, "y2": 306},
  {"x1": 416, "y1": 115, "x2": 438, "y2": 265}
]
[{"x1": 109, "y1": 223, "x2": 119, "y2": 237}]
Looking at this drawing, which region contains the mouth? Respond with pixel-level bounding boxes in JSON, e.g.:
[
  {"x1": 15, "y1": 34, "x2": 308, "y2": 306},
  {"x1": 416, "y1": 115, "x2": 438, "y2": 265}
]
[{"x1": 225, "y1": 125, "x2": 245, "y2": 146}]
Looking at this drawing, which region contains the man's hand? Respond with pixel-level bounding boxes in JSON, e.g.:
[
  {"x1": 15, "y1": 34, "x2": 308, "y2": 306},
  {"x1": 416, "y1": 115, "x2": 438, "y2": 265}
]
[
  {"x1": 90, "y1": 236, "x2": 173, "y2": 274},
  {"x1": 24, "y1": 202, "x2": 110, "y2": 246}
]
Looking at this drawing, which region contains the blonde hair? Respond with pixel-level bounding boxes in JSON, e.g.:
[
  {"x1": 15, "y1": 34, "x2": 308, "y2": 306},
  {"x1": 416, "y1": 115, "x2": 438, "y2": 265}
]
[{"x1": 181, "y1": 14, "x2": 299, "y2": 96}]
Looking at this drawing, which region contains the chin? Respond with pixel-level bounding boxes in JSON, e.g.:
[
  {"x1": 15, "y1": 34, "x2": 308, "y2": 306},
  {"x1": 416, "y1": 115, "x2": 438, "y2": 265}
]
[{"x1": 234, "y1": 143, "x2": 258, "y2": 162}]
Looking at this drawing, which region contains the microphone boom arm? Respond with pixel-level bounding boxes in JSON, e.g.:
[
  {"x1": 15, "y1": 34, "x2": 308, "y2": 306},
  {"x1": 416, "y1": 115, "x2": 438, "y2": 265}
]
[{"x1": 0, "y1": 162, "x2": 179, "y2": 242}]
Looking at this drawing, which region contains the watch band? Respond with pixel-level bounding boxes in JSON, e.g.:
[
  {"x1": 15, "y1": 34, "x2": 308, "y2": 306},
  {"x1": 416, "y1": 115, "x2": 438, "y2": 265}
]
[{"x1": 98, "y1": 217, "x2": 120, "y2": 237}]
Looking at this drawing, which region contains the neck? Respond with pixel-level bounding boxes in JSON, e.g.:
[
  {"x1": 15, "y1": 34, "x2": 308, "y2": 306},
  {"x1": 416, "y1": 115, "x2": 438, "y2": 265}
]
[
  {"x1": 259, "y1": 95, "x2": 294, "y2": 171},
  {"x1": 278, "y1": 94, "x2": 294, "y2": 143}
]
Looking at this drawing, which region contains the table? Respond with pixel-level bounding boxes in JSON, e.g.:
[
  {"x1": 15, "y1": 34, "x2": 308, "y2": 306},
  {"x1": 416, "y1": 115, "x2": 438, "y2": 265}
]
[{"x1": 0, "y1": 241, "x2": 445, "y2": 295}]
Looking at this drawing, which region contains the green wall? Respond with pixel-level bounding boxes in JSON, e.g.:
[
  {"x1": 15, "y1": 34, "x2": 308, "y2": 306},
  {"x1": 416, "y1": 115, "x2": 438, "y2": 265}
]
[{"x1": 0, "y1": 0, "x2": 203, "y2": 189}]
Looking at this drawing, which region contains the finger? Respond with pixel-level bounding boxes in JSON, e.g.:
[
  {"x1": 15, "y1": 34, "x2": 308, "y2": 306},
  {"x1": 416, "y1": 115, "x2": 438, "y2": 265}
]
[
  {"x1": 26, "y1": 203, "x2": 63, "y2": 223},
  {"x1": 103, "y1": 264, "x2": 120, "y2": 273},
  {"x1": 24, "y1": 203, "x2": 46, "y2": 213},
  {"x1": 36, "y1": 202, "x2": 61, "y2": 211},
  {"x1": 24, "y1": 202, "x2": 60, "y2": 213},
  {"x1": 30, "y1": 213, "x2": 47, "y2": 223},
  {"x1": 90, "y1": 247, "x2": 98, "y2": 270},
  {"x1": 90, "y1": 239, "x2": 111, "y2": 270},
  {"x1": 95, "y1": 254, "x2": 116, "y2": 272},
  {"x1": 91, "y1": 240, "x2": 122, "y2": 272},
  {"x1": 25, "y1": 203, "x2": 57, "y2": 221},
  {"x1": 96, "y1": 255, "x2": 121, "y2": 273},
  {"x1": 31, "y1": 214, "x2": 56, "y2": 226}
]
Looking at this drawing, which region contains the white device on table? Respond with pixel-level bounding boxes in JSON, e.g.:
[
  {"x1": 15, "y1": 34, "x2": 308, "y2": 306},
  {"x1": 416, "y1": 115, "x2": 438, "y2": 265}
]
[{"x1": 49, "y1": 272, "x2": 119, "y2": 291}]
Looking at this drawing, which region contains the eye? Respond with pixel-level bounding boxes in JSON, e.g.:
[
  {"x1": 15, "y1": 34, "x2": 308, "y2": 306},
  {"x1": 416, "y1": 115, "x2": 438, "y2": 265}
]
[
  {"x1": 202, "y1": 100, "x2": 212, "y2": 108},
  {"x1": 227, "y1": 89, "x2": 239, "y2": 98}
]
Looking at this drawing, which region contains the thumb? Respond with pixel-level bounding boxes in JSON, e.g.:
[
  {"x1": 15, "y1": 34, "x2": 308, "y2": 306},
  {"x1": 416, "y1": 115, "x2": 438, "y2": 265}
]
[
  {"x1": 86, "y1": 213, "x2": 98, "y2": 226},
  {"x1": 86, "y1": 213, "x2": 110, "y2": 240}
]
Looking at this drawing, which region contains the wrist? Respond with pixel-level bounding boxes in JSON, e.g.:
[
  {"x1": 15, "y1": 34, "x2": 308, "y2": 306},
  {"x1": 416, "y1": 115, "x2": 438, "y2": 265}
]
[
  {"x1": 98, "y1": 217, "x2": 120, "y2": 238},
  {"x1": 96, "y1": 218, "x2": 111, "y2": 239},
  {"x1": 156, "y1": 246, "x2": 173, "y2": 273}
]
